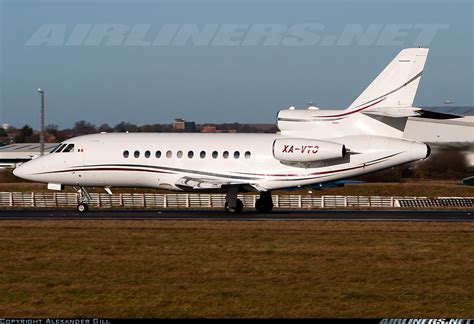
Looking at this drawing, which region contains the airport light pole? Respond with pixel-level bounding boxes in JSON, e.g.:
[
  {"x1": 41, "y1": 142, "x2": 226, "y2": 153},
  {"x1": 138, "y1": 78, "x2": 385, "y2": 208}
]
[{"x1": 37, "y1": 88, "x2": 45, "y2": 156}]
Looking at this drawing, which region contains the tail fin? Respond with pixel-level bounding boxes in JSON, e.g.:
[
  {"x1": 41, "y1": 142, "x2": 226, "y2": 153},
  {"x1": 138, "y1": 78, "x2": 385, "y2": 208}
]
[{"x1": 347, "y1": 48, "x2": 429, "y2": 112}]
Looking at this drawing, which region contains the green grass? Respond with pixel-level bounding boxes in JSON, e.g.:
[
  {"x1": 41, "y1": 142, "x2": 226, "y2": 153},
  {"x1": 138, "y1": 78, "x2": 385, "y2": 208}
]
[{"x1": 0, "y1": 220, "x2": 472, "y2": 318}]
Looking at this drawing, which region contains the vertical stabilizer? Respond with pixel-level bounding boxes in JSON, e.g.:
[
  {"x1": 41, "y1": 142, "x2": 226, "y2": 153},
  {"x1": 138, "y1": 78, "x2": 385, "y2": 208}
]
[{"x1": 347, "y1": 48, "x2": 429, "y2": 111}]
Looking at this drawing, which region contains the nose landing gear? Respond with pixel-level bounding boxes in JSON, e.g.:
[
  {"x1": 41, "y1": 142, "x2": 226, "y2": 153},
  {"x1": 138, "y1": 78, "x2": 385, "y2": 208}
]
[
  {"x1": 77, "y1": 202, "x2": 89, "y2": 213},
  {"x1": 75, "y1": 186, "x2": 92, "y2": 213}
]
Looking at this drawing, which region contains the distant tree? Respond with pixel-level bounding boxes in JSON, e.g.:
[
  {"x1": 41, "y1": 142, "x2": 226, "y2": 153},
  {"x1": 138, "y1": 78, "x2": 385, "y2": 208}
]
[
  {"x1": 72, "y1": 120, "x2": 96, "y2": 135},
  {"x1": 0, "y1": 128, "x2": 6, "y2": 137},
  {"x1": 21, "y1": 124, "x2": 33, "y2": 137},
  {"x1": 98, "y1": 123, "x2": 113, "y2": 133},
  {"x1": 15, "y1": 124, "x2": 34, "y2": 143},
  {"x1": 114, "y1": 121, "x2": 140, "y2": 133},
  {"x1": 45, "y1": 124, "x2": 59, "y2": 137},
  {"x1": 264, "y1": 126, "x2": 279, "y2": 133},
  {"x1": 140, "y1": 124, "x2": 159, "y2": 132},
  {"x1": 56, "y1": 129, "x2": 74, "y2": 142}
]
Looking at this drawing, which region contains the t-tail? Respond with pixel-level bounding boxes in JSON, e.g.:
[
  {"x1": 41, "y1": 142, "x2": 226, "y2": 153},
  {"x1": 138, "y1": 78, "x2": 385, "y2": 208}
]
[
  {"x1": 344, "y1": 47, "x2": 429, "y2": 117},
  {"x1": 277, "y1": 48, "x2": 461, "y2": 137}
]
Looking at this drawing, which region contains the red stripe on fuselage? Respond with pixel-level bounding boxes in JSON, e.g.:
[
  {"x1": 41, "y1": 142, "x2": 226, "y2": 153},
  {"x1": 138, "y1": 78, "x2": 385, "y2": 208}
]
[
  {"x1": 37, "y1": 167, "x2": 173, "y2": 175},
  {"x1": 314, "y1": 97, "x2": 386, "y2": 118}
]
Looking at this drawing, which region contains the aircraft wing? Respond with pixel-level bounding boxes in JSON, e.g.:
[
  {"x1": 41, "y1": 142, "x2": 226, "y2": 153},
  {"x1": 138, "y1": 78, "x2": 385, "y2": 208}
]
[
  {"x1": 175, "y1": 176, "x2": 264, "y2": 192},
  {"x1": 285, "y1": 180, "x2": 366, "y2": 191},
  {"x1": 175, "y1": 176, "x2": 240, "y2": 190}
]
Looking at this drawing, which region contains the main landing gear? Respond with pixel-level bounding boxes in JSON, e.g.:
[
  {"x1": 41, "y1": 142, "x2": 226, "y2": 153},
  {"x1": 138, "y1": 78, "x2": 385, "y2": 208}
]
[
  {"x1": 255, "y1": 191, "x2": 273, "y2": 213},
  {"x1": 224, "y1": 186, "x2": 274, "y2": 214},
  {"x1": 225, "y1": 186, "x2": 243, "y2": 213},
  {"x1": 75, "y1": 186, "x2": 92, "y2": 213}
]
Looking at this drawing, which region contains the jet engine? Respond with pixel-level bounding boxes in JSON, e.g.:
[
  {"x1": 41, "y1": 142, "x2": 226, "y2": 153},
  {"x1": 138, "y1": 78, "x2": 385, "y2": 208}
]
[{"x1": 273, "y1": 138, "x2": 346, "y2": 163}]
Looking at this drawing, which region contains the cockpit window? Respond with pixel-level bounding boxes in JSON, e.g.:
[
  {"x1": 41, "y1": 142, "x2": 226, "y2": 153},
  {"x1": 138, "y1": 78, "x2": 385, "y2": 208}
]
[
  {"x1": 49, "y1": 144, "x2": 61, "y2": 153},
  {"x1": 54, "y1": 144, "x2": 67, "y2": 153},
  {"x1": 63, "y1": 144, "x2": 75, "y2": 153}
]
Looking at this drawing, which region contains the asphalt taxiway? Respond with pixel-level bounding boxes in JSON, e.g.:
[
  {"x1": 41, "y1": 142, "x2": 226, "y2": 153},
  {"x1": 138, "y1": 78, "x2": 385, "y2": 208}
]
[{"x1": 0, "y1": 209, "x2": 472, "y2": 222}]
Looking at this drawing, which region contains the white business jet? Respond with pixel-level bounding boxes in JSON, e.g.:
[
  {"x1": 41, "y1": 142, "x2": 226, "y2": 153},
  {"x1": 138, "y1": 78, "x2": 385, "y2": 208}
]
[{"x1": 14, "y1": 48, "x2": 433, "y2": 213}]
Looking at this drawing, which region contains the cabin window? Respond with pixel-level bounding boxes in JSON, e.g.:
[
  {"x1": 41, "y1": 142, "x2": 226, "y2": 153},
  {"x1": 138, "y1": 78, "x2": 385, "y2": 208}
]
[
  {"x1": 200, "y1": 151, "x2": 206, "y2": 159},
  {"x1": 234, "y1": 151, "x2": 240, "y2": 159},
  {"x1": 188, "y1": 151, "x2": 194, "y2": 158},
  {"x1": 63, "y1": 144, "x2": 75, "y2": 153},
  {"x1": 155, "y1": 150, "x2": 161, "y2": 158},
  {"x1": 177, "y1": 150, "x2": 183, "y2": 158},
  {"x1": 223, "y1": 151, "x2": 229, "y2": 159},
  {"x1": 145, "y1": 150, "x2": 151, "y2": 158},
  {"x1": 212, "y1": 151, "x2": 218, "y2": 159},
  {"x1": 123, "y1": 150, "x2": 129, "y2": 158},
  {"x1": 134, "y1": 150, "x2": 140, "y2": 158},
  {"x1": 245, "y1": 151, "x2": 251, "y2": 159},
  {"x1": 166, "y1": 150, "x2": 172, "y2": 158}
]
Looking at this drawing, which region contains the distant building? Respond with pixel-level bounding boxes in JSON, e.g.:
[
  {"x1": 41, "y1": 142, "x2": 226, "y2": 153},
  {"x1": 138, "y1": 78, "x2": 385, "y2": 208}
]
[
  {"x1": 184, "y1": 121, "x2": 196, "y2": 132},
  {"x1": 200, "y1": 125, "x2": 237, "y2": 133},
  {"x1": 173, "y1": 118, "x2": 185, "y2": 131},
  {"x1": 201, "y1": 125, "x2": 217, "y2": 133},
  {"x1": 173, "y1": 118, "x2": 196, "y2": 132}
]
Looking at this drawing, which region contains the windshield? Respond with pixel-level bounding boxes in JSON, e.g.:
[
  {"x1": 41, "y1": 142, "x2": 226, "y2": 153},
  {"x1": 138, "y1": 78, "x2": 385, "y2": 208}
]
[
  {"x1": 53, "y1": 144, "x2": 67, "y2": 153},
  {"x1": 49, "y1": 144, "x2": 61, "y2": 153},
  {"x1": 63, "y1": 144, "x2": 75, "y2": 153}
]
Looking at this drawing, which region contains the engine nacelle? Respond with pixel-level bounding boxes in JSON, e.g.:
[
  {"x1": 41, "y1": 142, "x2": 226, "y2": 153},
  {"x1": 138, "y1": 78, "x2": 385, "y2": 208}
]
[{"x1": 273, "y1": 138, "x2": 346, "y2": 162}]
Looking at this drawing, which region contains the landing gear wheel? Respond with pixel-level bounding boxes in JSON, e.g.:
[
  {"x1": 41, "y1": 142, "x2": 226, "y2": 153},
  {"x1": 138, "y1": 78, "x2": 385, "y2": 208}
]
[
  {"x1": 77, "y1": 203, "x2": 89, "y2": 213},
  {"x1": 225, "y1": 199, "x2": 244, "y2": 214},
  {"x1": 255, "y1": 198, "x2": 273, "y2": 213}
]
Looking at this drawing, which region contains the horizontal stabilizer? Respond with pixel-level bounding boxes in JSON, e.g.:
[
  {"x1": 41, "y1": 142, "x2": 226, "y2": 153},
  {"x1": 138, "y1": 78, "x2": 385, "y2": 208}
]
[{"x1": 363, "y1": 107, "x2": 422, "y2": 118}]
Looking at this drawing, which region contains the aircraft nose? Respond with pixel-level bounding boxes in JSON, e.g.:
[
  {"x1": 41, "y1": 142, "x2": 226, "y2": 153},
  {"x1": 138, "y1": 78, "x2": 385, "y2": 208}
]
[
  {"x1": 12, "y1": 161, "x2": 38, "y2": 181},
  {"x1": 13, "y1": 164, "x2": 26, "y2": 179}
]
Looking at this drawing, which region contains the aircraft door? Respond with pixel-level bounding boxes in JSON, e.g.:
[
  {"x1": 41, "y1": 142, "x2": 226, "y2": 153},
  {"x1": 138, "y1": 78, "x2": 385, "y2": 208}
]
[{"x1": 77, "y1": 140, "x2": 105, "y2": 186}]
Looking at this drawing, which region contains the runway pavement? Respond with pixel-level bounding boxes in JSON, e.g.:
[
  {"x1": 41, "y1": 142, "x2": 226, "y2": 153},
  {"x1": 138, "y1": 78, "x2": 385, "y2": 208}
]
[{"x1": 0, "y1": 209, "x2": 472, "y2": 222}]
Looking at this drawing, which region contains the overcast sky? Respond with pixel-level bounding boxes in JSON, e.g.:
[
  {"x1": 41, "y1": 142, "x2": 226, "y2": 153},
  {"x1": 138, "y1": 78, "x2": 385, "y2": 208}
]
[{"x1": 0, "y1": 0, "x2": 472, "y2": 129}]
